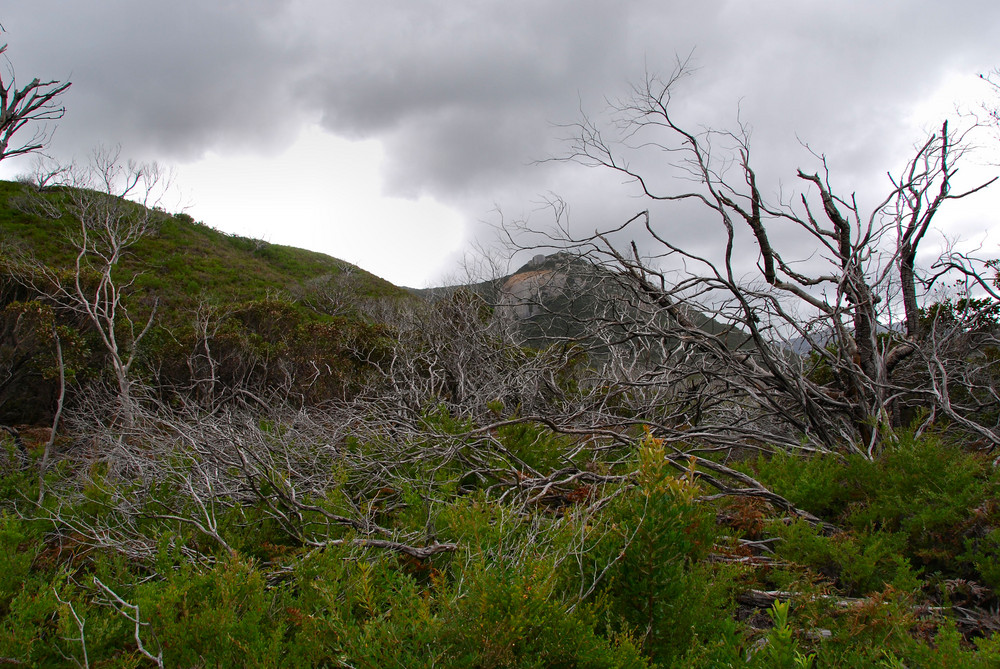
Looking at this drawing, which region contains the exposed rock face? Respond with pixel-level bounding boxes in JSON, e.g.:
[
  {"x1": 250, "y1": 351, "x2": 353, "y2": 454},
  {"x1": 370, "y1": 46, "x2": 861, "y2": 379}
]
[
  {"x1": 495, "y1": 252, "x2": 592, "y2": 321},
  {"x1": 490, "y1": 252, "x2": 609, "y2": 346},
  {"x1": 499, "y1": 268, "x2": 568, "y2": 320},
  {"x1": 492, "y1": 251, "x2": 747, "y2": 351}
]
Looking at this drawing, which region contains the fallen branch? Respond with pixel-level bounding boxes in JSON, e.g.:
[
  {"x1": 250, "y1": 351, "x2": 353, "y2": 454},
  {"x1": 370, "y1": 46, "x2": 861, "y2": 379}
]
[{"x1": 317, "y1": 538, "x2": 458, "y2": 559}]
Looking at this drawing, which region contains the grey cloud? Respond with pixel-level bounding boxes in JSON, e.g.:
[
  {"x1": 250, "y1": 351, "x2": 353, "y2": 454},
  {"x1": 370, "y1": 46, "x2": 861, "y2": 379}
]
[
  {"x1": 2, "y1": 0, "x2": 999, "y2": 281},
  {"x1": 295, "y1": 0, "x2": 1000, "y2": 211},
  {"x1": 301, "y1": 3, "x2": 627, "y2": 133},
  {"x1": 2, "y1": 1, "x2": 305, "y2": 161}
]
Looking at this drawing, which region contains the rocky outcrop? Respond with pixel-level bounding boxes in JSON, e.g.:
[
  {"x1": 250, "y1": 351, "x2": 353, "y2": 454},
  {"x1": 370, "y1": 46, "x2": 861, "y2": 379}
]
[{"x1": 499, "y1": 268, "x2": 568, "y2": 319}]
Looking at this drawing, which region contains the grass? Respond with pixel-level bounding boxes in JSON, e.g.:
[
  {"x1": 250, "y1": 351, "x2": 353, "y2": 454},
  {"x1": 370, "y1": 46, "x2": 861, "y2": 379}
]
[{"x1": 0, "y1": 179, "x2": 409, "y2": 320}]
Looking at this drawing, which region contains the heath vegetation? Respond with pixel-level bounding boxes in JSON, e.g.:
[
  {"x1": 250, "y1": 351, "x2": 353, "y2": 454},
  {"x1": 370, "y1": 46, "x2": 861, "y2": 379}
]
[{"x1": 2, "y1": 48, "x2": 1000, "y2": 667}]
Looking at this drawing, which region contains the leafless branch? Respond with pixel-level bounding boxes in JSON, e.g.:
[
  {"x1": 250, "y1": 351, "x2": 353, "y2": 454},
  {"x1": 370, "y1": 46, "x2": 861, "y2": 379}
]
[
  {"x1": 0, "y1": 43, "x2": 71, "y2": 162},
  {"x1": 509, "y1": 62, "x2": 999, "y2": 457},
  {"x1": 92, "y1": 577, "x2": 164, "y2": 668}
]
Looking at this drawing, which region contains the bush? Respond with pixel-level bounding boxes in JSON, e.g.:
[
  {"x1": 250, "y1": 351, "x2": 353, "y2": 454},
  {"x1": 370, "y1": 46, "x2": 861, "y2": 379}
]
[
  {"x1": 0, "y1": 512, "x2": 41, "y2": 618},
  {"x1": 439, "y1": 557, "x2": 648, "y2": 668},
  {"x1": 136, "y1": 557, "x2": 289, "y2": 666},
  {"x1": 596, "y1": 433, "x2": 736, "y2": 663},
  {"x1": 774, "y1": 520, "x2": 920, "y2": 596},
  {"x1": 749, "y1": 432, "x2": 1000, "y2": 584}
]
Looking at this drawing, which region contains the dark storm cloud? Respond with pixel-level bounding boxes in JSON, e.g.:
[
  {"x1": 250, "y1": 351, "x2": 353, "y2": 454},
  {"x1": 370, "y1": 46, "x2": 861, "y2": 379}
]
[
  {"x1": 3, "y1": 0, "x2": 1000, "y2": 280},
  {"x1": 1, "y1": 1, "x2": 305, "y2": 160},
  {"x1": 292, "y1": 0, "x2": 634, "y2": 197}
]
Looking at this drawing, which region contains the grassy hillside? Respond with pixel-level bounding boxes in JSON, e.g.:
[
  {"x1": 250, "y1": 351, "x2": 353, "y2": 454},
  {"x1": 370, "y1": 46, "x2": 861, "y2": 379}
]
[
  {"x1": 0, "y1": 180, "x2": 406, "y2": 312},
  {"x1": 0, "y1": 179, "x2": 410, "y2": 422}
]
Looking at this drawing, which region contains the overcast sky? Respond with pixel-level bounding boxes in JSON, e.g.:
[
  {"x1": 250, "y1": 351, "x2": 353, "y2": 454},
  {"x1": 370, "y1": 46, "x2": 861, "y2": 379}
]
[{"x1": 1, "y1": 1, "x2": 999, "y2": 287}]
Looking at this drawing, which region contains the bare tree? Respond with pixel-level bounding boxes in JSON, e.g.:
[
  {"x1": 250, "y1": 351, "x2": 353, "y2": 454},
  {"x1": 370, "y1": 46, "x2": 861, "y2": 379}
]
[
  {"x1": 17, "y1": 153, "x2": 74, "y2": 191},
  {"x1": 509, "y1": 63, "x2": 998, "y2": 457},
  {"x1": 981, "y1": 68, "x2": 1000, "y2": 136},
  {"x1": 11, "y1": 147, "x2": 169, "y2": 411},
  {"x1": 0, "y1": 42, "x2": 71, "y2": 162}
]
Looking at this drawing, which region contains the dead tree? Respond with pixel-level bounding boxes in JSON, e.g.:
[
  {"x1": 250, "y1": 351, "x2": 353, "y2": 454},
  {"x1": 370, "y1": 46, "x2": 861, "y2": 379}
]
[
  {"x1": 981, "y1": 67, "x2": 1000, "y2": 142},
  {"x1": 514, "y1": 63, "x2": 998, "y2": 456},
  {"x1": 0, "y1": 42, "x2": 71, "y2": 162},
  {"x1": 11, "y1": 147, "x2": 169, "y2": 411},
  {"x1": 369, "y1": 288, "x2": 569, "y2": 419}
]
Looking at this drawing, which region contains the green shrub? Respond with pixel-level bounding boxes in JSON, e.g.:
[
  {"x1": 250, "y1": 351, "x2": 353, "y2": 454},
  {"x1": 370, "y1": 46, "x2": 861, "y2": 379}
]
[
  {"x1": 287, "y1": 536, "x2": 647, "y2": 668},
  {"x1": 597, "y1": 433, "x2": 734, "y2": 663},
  {"x1": 754, "y1": 600, "x2": 816, "y2": 668},
  {"x1": 136, "y1": 556, "x2": 289, "y2": 666},
  {"x1": 965, "y1": 528, "x2": 1000, "y2": 591},
  {"x1": 774, "y1": 520, "x2": 919, "y2": 596},
  {"x1": 750, "y1": 431, "x2": 1000, "y2": 584},
  {"x1": 0, "y1": 512, "x2": 41, "y2": 618},
  {"x1": 438, "y1": 557, "x2": 648, "y2": 668},
  {"x1": 741, "y1": 449, "x2": 858, "y2": 519},
  {"x1": 847, "y1": 433, "x2": 997, "y2": 575},
  {"x1": 495, "y1": 421, "x2": 570, "y2": 473},
  {"x1": 0, "y1": 570, "x2": 131, "y2": 667},
  {"x1": 296, "y1": 550, "x2": 444, "y2": 667}
]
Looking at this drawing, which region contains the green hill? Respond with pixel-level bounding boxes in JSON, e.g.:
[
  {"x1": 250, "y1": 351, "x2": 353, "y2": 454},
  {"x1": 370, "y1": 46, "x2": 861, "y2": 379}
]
[
  {"x1": 0, "y1": 179, "x2": 410, "y2": 422},
  {"x1": 0, "y1": 180, "x2": 406, "y2": 311}
]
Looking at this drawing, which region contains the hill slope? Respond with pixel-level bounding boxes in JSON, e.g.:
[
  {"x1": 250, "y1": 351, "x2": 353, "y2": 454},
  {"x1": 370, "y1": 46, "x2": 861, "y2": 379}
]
[
  {"x1": 427, "y1": 251, "x2": 751, "y2": 352},
  {"x1": 0, "y1": 180, "x2": 406, "y2": 312},
  {"x1": 0, "y1": 180, "x2": 410, "y2": 422}
]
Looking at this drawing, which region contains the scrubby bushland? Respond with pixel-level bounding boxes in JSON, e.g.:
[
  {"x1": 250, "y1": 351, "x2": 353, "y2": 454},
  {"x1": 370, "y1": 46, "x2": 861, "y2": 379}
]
[
  {"x1": 0, "y1": 169, "x2": 408, "y2": 425},
  {"x1": 505, "y1": 60, "x2": 1000, "y2": 462},
  {"x1": 5, "y1": 405, "x2": 1000, "y2": 666},
  {"x1": 3, "y1": 184, "x2": 1000, "y2": 664},
  {"x1": 3, "y1": 62, "x2": 1000, "y2": 663}
]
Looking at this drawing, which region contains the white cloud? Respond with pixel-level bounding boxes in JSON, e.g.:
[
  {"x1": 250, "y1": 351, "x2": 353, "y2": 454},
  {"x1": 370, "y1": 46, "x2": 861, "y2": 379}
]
[{"x1": 175, "y1": 125, "x2": 464, "y2": 287}]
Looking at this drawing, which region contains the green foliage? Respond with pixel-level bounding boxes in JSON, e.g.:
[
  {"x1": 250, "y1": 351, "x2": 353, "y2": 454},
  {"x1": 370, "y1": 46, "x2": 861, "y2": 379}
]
[
  {"x1": 0, "y1": 571, "x2": 66, "y2": 664},
  {"x1": 966, "y1": 528, "x2": 1000, "y2": 590},
  {"x1": 756, "y1": 600, "x2": 816, "y2": 668},
  {"x1": 495, "y1": 421, "x2": 571, "y2": 472},
  {"x1": 0, "y1": 449, "x2": 37, "y2": 503},
  {"x1": 3, "y1": 420, "x2": 1000, "y2": 665},
  {"x1": 774, "y1": 520, "x2": 919, "y2": 596},
  {"x1": 437, "y1": 558, "x2": 648, "y2": 668},
  {"x1": 0, "y1": 513, "x2": 40, "y2": 618},
  {"x1": 748, "y1": 431, "x2": 1000, "y2": 584},
  {"x1": 0, "y1": 299, "x2": 91, "y2": 423},
  {"x1": 732, "y1": 432, "x2": 1000, "y2": 665},
  {"x1": 136, "y1": 557, "x2": 288, "y2": 666},
  {"x1": 919, "y1": 296, "x2": 1000, "y2": 332},
  {"x1": 741, "y1": 449, "x2": 855, "y2": 519},
  {"x1": 286, "y1": 509, "x2": 650, "y2": 667},
  {"x1": 595, "y1": 433, "x2": 735, "y2": 663}
]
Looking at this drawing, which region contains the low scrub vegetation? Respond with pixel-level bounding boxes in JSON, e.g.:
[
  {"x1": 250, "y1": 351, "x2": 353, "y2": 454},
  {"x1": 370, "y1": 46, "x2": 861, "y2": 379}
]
[
  {"x1": 3, "y1": 61, "x2": 1000, "y2": 665},
  {"x1": 4, "y1": 416, "x2": 1000, "y2": 666}
]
